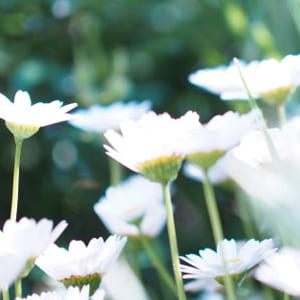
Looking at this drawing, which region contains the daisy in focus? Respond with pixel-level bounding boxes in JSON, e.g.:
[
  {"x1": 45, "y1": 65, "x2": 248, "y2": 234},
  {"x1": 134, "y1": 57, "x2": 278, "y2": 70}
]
[
  {"x1": 254, "y1": 247, "x2": 300, "y2": 297},
  {"x1": 104, "y1": 110, "x2": 200, "y2": 183},
  {"x1": 16, "y1": 285, "x2": 105, "y2": 300},
  {"x1": 68, "y1": 100, "x2": 151, "y2": 133},
  {"x1": 0, "y1": 90, "x2": 77, "y2": 140},
  {"x1": 94, "y1": 175, "x2": 166, "y2": 237},
  {"x1": 189, "y1": 54, "x2": 300, "y2": 105},
  {"x1": 36, "y1": 235, "x2": 127, "y2": 295},
  {"x1": 180, "y1": 239, "x2": 274, "y2": 287}
]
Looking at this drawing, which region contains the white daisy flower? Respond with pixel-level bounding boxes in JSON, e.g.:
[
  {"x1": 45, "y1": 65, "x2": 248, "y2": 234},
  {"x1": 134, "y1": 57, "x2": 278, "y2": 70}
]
[
  {"x1": 102, "y1": 258, "x2": 150, "y2": 300},
  {"x1": 183, "y1": 110, "x2": 257, "y2": 170},
  {"x1": 36, "y1": 235, "x2": 127, "y2": 294},
  {"x1": 0, "y1": 90, "x2": 77, "y2": 140},
  {"x1": 94, "y1": 175, "x2": 166, "y2": 237},
  {"x1": 16, "y1": 285, "x2": 105, "y2": 300},
  {"x1": 1, "y1": 217, "x2": 67, "y2": 262},
  {"x1": 0, "y1": 251, "x2": 27, "y2": 291},
  {"x1": 180, "y1": 239, "x2": 274, "y2": 285},
  {"x1": 104, "y1": 110, "x2": 200, "y2": 183},
  {"x1": 68, "y1": 100, "x2": 151, "y2": 133},
  {"x1": 254, "y1": 247, "x2": 300, "y2": 297},
  {"x1": 189, "y1": 54, "x2": 300, "y2": 105}
]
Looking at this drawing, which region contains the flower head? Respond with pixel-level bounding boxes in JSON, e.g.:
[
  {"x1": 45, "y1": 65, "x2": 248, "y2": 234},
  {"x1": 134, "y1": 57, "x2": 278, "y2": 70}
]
[
  {"x1": 68, "y1": 100, "x2": 151, "y2": 133},
  {"x1": 0, "y1": 251, "x2": 27, "y2": 291},
  {"x1": 94, "y1": 175, "x2": 166, "y2": 237},
  {"x1": 183, "y1": 110, "x2": 257, "y2": 170},
  {"x1": 16, "y1": 285, "x2": 105, "y2": 300},
  {"x1": 36, "y1": 235, "x2": 127, "y2": 294},
  {"x1": 189, "y1": 54, "x2": 300, "y2": 105},
  {"x1": 0, "y1": 90, "x2": 77, "y2": 140},
  {"x1": 104, "y1": 110, "x2": 200, "y2": 183},
  {"x1": 180, "y1": 239, "x2": 274, "y2": 287},
  {"x1": 1, "y1": 217, "x2": 67, "y2": 262},
  {"x1": 254, "y1": 247, "x2": 300, "y2": 297}
]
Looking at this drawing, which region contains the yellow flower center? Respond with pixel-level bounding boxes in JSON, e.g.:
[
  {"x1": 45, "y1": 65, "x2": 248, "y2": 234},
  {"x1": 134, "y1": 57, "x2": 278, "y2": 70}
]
[
  {"x1": 260, "y1": 85, "x2": 295, "y2": 106},
  {"x1": 138, "y1": 154, "x2": 183, "y2": 183}
]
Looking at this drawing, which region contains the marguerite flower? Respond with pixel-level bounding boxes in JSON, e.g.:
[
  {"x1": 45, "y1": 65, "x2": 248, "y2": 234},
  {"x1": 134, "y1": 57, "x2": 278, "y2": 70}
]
[
  {"x1": 36, "y1": 235, "x2": 127, "y2": 295},
  {"x1": 0, "y1": 251, "x2": 27, "y2": 291},
  {"x1": 94, "y1": 175, "x2": 166, "y2": 237},
  {"x1": 104, "y1": 110, "x2": 200, "y2": 183},
  {"x1": 0, "y1": 90, "x2": 77, "y2": 140},
  {"x1": 16, "y1": 285, "x2": 105, "y2": 300},
  {"x1": 183, "y1": 110, "x2": 257, "y2": 170},
  {"x1": 254, "y1": 247, "x2": 300, "y2": 297},
  {"x1": 1, "y1": 217, "x2": 67, "y2": 276},
  {"x1": 180, "y1": 239, "x2": 274, "y2": 286},
  {"x1": 68, "y1": 100, "x2": 151, "y2": 133},
  {"x1": 189, "y1": 54, "x2": 300, "y2": 105}
]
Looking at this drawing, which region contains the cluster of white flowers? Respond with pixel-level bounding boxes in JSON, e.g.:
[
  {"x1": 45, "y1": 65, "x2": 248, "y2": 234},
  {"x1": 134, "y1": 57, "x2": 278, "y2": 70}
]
[{"x1": 2, "y1": 52, "x2": 300, "y2": 300}]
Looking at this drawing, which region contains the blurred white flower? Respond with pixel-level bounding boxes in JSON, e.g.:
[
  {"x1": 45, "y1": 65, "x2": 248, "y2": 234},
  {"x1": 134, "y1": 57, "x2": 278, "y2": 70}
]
[
  {"x1": 0, "y1": 251, "x2": 27, "y2": 291},
  {"x1": 1, "y1": 217, "x2": 67, "y2": 262},
  {"x1": 223, "y1": 128, "x2": 300, "y2": 204},
  {"x1": 183, "y1": 110, "x2": 257, "y2": 170},
  {"x1": 0, "y1": 90, "x2": 77, "y2": 140},
  {"x1": 254, "y1": 247, "x2": 300, "y2": 297},
  {"x1": 36, "y1": 235, "x2": 127, "y2": 282},
  {"x1": 102, "y1": 258, "x2": 150, "y2": 300},
  {"x1": 16, "y1": 285, "x2": 105, "y2": 300},
  {"x1": 69, "y1": 100, "x2": 151, "y2": 133},
  {"x1": 189, "y1": 54, "x2": 300, "y2": 105},
  {"x1": 197, "y1": 291, "x2": 225, "y2": 300},
  {"x1": 184, "y1": 278, "x2": 222, "y2": 293},
  {"x1": 180, "y1": 239, "x2": 273, "y2": 285},
  {"x1": 104, "y1": 110, "x2": 200, "y2": 182},
  {"x1": 183, "y1": 159, "x2": 228, "y2": 185},
  {"x1": 94, "y1": 175, "x2": 166, "y2": 237}
]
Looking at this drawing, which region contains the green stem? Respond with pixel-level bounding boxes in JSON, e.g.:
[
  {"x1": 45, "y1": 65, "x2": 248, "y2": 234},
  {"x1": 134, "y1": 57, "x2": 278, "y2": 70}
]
[
  {"x1": 10, "y1": 139, "x2": 23, "y2": 221},
  {"x1": 2, "y1": 289, "x2": 10, "y2": 300},
  {"x1": 109, "y1": 158, "x2": 123, "y2": 186},
  {"x1": 234, "y1": 58, "x2": 279, "y2": 161},
  {"x1": 162, "y1": 182, "x2": 187, "y2": 300},
  {"x1": 203, "y1": 171, "x2": 237, "y2": 300},
  {"x1": 236, "y1": 192, "x2": 256, "y2": 238},
  {"x1": 139, "y1": 234, "x2": 177, "y2": 296},
  {"x1": 278, "y1": 104, "x2": 286, "y2": 127},
  {"x1": 283, "y1": 292, "x2": 290, "y2": 300},
  {"x1": 14, "y1": 279, "x2": 22, "y2": 298}
]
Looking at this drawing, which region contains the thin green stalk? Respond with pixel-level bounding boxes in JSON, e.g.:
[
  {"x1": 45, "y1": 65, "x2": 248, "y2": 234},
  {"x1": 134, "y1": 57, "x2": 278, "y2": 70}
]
[
  {"x1": 139, "y1": 233, "x2": 177, "y2": 296},
  {"x1": 286, "y1": 0, "x2": 300, "y2": 37},
  {"x1": 234, "y1": 58, "x2": 279, "y2": 161},
  {"x1": 14, "y1": 279, "x2": 22, "y2": 298},
  {"x1": 283, "y1": 292, "x2": 290, "y2": 300},
  {"x1": 278, "y1": 104, "x2": 286, "y2": 127},
  {"x1": 109, "y1": 158, "x2": 123, "y2": 186},
  {"x1": 10, "y1": 139, "x2": 23, "y2": 221},
  {"x1": 203, "y1": 172, "x2": 236, "y2": 300},
  {"x1": 2, "y1": 289, "x2": 10, "y2": 300},
  {"x1": 235, "y1": 193, "x2": 256, "y2": 238},
  {"x1": 162, "y1": 182, "x2": 187, "y2": 300}
]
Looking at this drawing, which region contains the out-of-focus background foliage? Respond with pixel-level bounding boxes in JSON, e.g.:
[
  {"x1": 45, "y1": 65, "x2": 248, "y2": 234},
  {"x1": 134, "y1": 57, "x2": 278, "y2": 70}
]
[{"x1": 0, "y1": 0, "x2": 299, "y2": 297}]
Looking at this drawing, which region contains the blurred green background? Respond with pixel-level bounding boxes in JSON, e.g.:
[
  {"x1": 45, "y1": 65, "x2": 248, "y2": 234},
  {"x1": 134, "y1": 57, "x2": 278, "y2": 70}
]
[{"x1": 0, "y1": 0, "x2": 300, "y2": 298}]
